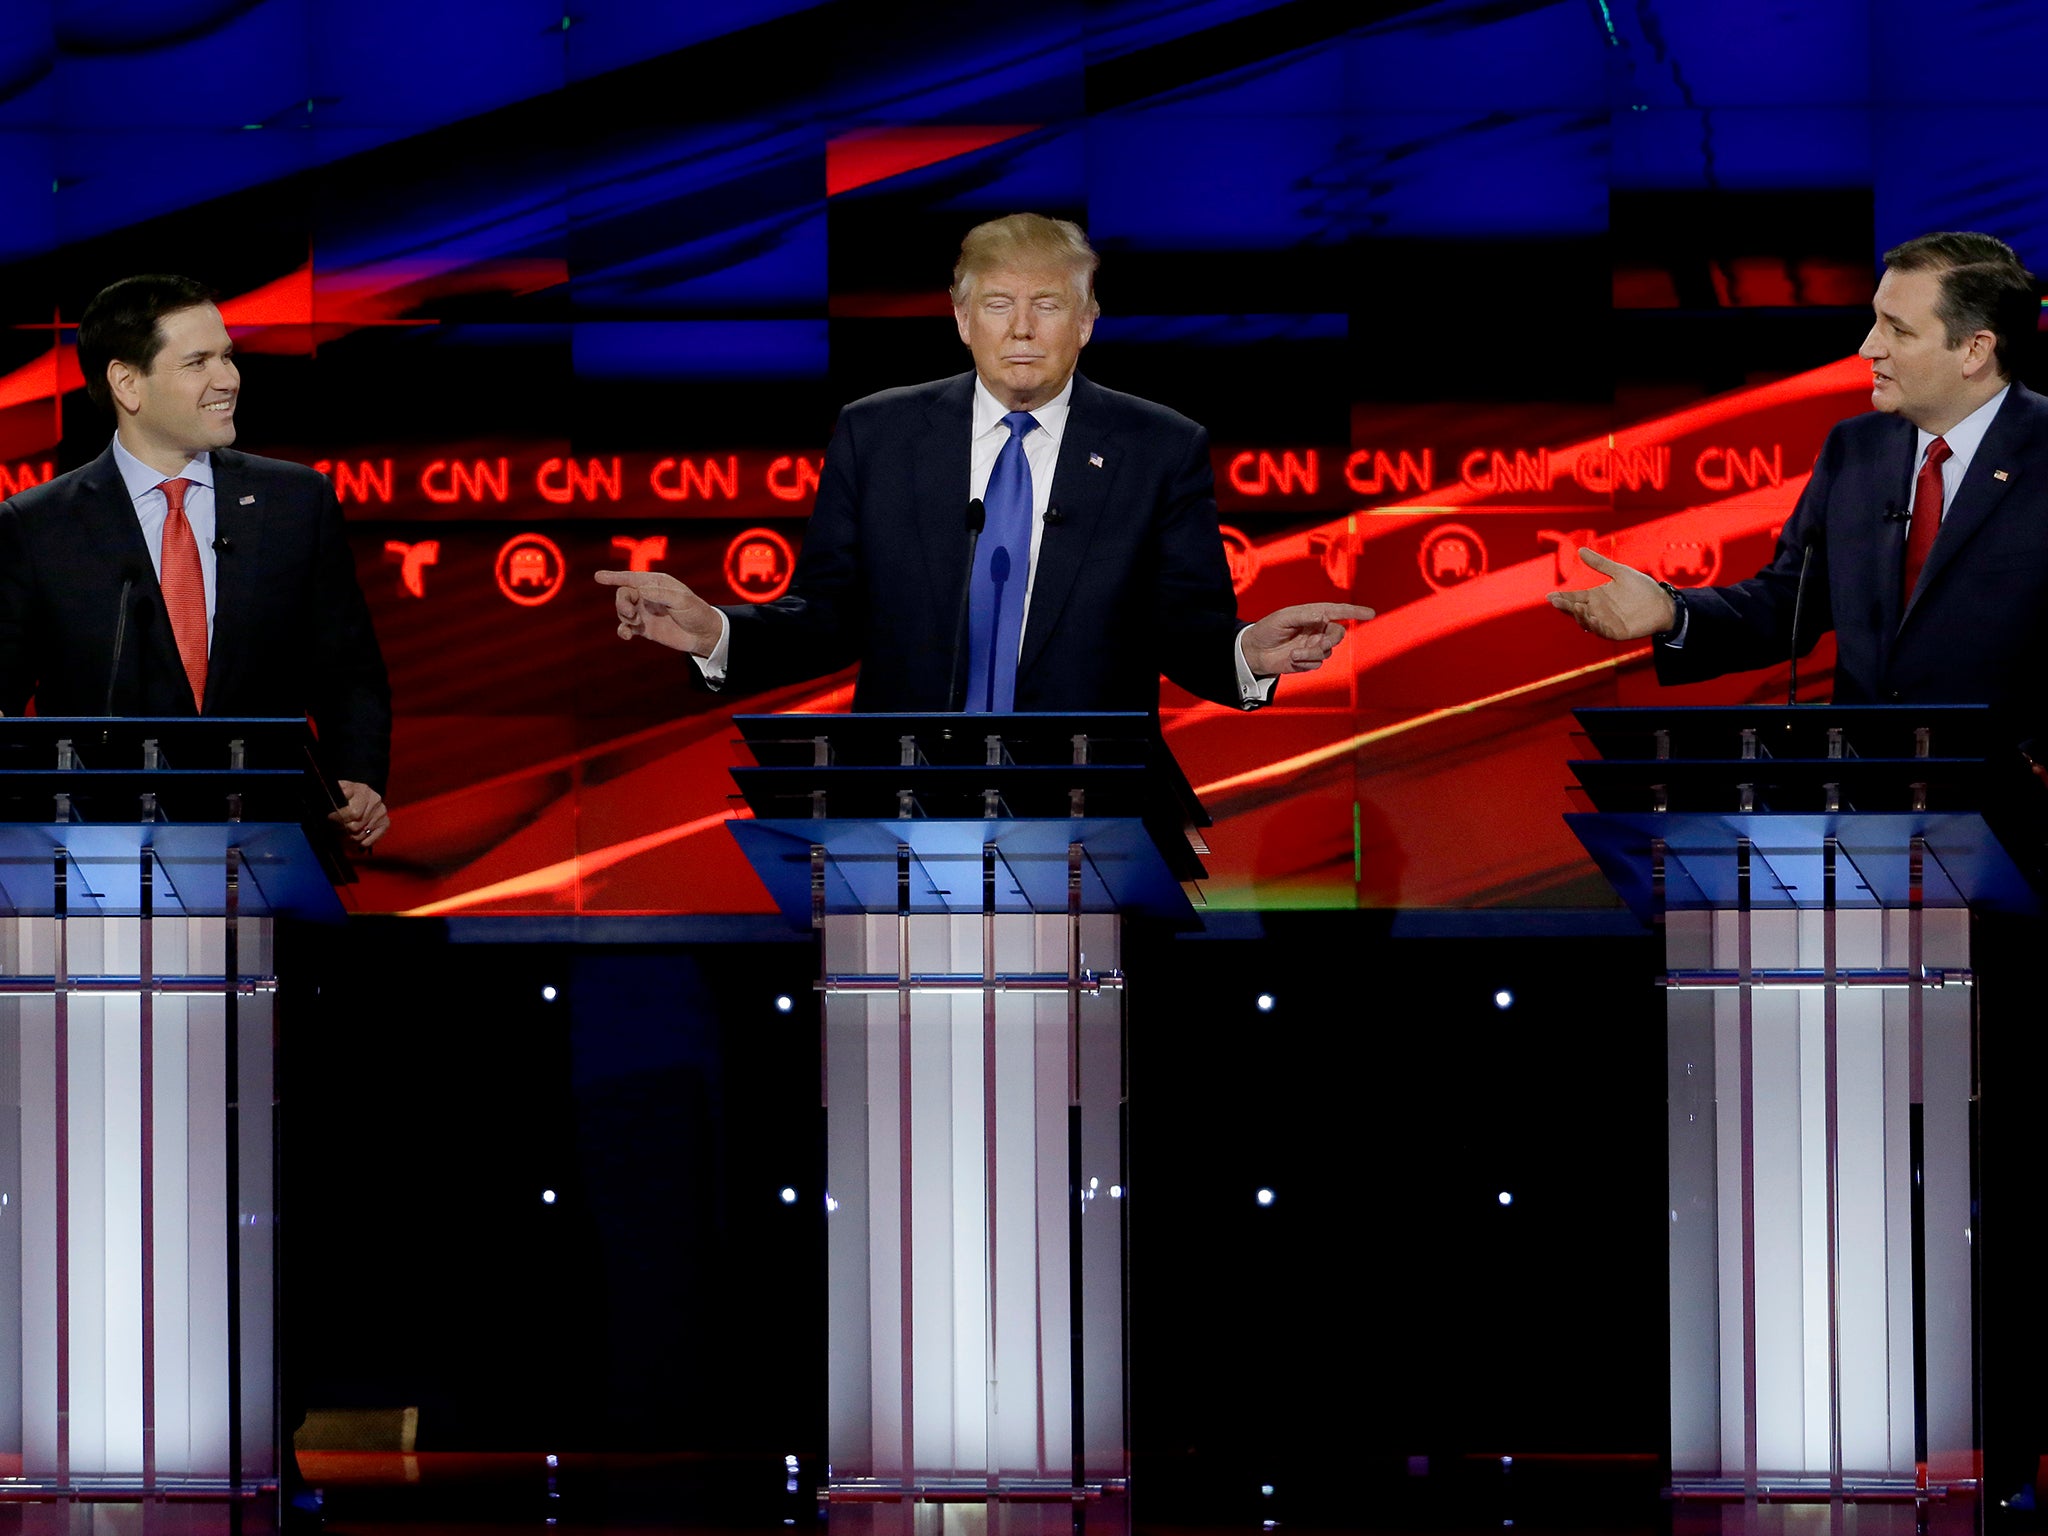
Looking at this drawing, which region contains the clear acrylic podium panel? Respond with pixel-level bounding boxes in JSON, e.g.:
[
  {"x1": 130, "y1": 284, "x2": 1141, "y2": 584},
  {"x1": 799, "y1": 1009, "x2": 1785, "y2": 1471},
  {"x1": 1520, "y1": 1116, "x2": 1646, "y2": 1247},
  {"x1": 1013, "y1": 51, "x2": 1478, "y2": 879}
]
[
  {"x1": 0, "y1": 913, "x2": 275, "y2": 1489},
  {"x1": 823, "y1": 912, "x2": 1126, "y2": 1491},
  {"x1": 1665, "y1": 905, "x2": 1973, "y2": 1491}
]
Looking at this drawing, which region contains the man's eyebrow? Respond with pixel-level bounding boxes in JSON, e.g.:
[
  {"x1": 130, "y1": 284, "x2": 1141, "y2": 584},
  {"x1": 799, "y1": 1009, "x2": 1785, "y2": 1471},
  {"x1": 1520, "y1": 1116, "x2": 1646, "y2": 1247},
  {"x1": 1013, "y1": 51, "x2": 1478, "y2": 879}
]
[{"x1": 1877, "y1": 307, "x2": 1911, "y2": 329}]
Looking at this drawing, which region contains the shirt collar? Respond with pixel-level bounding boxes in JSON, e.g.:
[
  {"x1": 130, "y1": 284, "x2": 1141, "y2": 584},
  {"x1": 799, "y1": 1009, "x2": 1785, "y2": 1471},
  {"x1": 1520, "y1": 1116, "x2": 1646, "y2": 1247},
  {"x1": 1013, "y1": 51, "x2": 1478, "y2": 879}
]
[
  {"x1": 972, "y1": 372, "x2": 1074, "y2": 442},
  {"x1": 1917, "y1": 383, "x2": 2008, "y2": 467},
  {"x1": 111, "y1": 434, "x2": 214, "y2": 502}
]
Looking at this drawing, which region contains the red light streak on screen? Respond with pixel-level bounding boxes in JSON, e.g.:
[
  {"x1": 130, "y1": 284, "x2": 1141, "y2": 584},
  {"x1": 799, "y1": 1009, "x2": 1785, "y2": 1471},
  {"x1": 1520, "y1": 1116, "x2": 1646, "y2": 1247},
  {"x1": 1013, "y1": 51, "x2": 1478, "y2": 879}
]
[
  {"x1": 826, "y1": 126, "x2": 1040, "y2": 195},
  {"x1": 351, "y1": 354, "x2": 1876, "y2": 916}
]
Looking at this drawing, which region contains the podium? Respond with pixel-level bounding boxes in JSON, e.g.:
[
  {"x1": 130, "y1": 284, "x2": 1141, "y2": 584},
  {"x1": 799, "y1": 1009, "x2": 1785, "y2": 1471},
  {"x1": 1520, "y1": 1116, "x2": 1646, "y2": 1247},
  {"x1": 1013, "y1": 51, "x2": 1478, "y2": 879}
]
[
  {"x1": 1567, "y1": 705, "x2": 2036, "y2": 1499},
  {"x1": 0, "y1": 718, "x2": 346, "y2": 1497},
  {"x1": 726, "y1": 713, "x2": 1206, "y2": 1502}
]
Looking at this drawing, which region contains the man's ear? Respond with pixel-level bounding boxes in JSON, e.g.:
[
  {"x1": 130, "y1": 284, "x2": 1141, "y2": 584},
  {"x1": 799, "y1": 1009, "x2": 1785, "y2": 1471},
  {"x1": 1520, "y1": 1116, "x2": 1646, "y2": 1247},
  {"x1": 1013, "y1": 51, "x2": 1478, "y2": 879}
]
[
  {"x1": 106, "y1": 358, "x2": 142, "y2": 416},
  {"x1": 1961, "y1": 328, "x2": 2000, "y2": 380}
]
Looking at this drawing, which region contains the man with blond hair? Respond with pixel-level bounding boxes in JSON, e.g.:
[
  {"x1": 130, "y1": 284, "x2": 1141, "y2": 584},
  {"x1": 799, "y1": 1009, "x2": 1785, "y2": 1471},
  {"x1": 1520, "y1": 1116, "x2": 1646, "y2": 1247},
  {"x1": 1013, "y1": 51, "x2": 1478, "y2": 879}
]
[{"x1": 598, "y1": 212, "x2": 1369, "y2": 712}]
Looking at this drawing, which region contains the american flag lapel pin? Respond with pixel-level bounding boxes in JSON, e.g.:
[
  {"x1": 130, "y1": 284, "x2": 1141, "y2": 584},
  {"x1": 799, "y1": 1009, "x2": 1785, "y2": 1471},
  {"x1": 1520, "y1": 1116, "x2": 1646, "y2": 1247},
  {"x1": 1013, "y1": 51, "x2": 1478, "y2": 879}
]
[
  {"x1": 1089, "y1": 452, "x2": 1104, "y2": 468},
  {"x1": 1993, "y1": 470, "x2": 2010, "y2": 482},
  {"x1": 239, "y1": 494, "x2": 256, "y2": 504}
]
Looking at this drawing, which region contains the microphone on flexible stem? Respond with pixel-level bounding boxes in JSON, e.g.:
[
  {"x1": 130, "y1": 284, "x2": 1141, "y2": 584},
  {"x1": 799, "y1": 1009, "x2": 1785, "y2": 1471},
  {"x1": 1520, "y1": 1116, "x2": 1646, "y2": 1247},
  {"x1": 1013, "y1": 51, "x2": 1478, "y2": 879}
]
[
  {"x1": 947, "y1": 498, "x2": 985, "y2": 711},
  {"x1": 102, "y1": 574, "x2": 137, "y2": 743},
  {"x1": 1785, "y1": 531, "x2": 1818, "y2": 708}
]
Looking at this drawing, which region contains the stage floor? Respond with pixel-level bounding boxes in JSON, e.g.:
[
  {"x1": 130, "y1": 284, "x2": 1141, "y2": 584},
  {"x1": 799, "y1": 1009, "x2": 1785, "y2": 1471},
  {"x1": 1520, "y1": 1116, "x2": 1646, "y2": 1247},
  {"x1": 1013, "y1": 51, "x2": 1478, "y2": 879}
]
[{"x1": 0, "y1": 1453, "x2": 2008, "y2": 1535}]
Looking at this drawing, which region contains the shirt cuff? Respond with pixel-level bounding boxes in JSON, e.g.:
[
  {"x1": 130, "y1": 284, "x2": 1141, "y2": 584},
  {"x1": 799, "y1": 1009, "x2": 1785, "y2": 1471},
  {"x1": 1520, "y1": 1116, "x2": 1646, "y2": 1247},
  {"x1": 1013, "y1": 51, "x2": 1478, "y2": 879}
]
[
  {"x1": 1235, "y1": 626, "x2": 1278, "y2": 707},
  {"x1": 691, "y1": 610, "x2": 732, "y2": 687}
]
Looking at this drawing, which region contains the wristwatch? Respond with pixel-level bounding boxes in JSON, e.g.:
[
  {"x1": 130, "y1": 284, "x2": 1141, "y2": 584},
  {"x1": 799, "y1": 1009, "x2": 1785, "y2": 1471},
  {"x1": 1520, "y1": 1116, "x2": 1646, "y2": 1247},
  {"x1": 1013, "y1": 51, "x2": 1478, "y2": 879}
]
[{"x1": 1654, "y1": 580, "x2": 1686, "y2": 640}]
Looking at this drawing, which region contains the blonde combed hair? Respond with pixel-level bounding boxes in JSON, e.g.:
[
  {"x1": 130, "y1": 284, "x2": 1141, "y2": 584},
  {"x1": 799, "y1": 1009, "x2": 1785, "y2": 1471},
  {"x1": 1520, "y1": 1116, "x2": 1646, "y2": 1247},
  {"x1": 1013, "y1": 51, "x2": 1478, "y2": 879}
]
[{"x1": 950, "y1": 213, "x2": 1100, "y2": 312}]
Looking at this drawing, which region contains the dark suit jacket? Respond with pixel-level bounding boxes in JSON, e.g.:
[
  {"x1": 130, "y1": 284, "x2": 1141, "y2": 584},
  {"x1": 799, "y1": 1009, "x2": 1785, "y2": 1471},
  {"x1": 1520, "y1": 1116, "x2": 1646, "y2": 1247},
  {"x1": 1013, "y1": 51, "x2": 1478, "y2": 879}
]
[
  {"x1": 1657, "y1": 381, "x2": 2048, "y2": 748},
  {"x1": 718, "y1": 371, "x2": 1252, "y2": 711},
  {"x1": 0, "y1": 445, "x2": 392, "y2": 789}
]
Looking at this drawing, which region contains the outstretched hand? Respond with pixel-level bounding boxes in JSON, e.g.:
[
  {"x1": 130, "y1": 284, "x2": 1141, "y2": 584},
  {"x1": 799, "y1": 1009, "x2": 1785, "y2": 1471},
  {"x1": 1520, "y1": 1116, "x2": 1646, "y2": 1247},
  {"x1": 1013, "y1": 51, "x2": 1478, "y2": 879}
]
[
  {"x1": 1242, "y1": 602, "x2": 1376, "y2": 676},
  {"x1": 1545, "y1": 548, "x2": 1677, "y2": 640},
  {"x1": 594, "y1": 569, "x2": 724, "y2": 657}
]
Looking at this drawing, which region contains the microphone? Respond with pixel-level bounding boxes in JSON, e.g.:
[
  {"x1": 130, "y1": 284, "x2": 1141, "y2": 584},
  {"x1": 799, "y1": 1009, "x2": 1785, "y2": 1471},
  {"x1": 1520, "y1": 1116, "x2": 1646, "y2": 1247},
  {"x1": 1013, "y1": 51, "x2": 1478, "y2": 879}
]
[
  {"x1": 1880, "y1": 499, "x2": 1909, "y2": 524},
  {"x1": 104, "y1": 574, "x2": 137, "y2": 718},
  {"x1": 947, "y1": 498, "x2": 985, "y2": 711},
  {"x1": 1785, "y1": 531, "x2": 1818, "y2": 707},
  {"x1": 212, "y1": 534, "x2": 233, "y2": 553},
  {"x1": 1044, "y1": 505, "x2": 1064, "y2": 527}
]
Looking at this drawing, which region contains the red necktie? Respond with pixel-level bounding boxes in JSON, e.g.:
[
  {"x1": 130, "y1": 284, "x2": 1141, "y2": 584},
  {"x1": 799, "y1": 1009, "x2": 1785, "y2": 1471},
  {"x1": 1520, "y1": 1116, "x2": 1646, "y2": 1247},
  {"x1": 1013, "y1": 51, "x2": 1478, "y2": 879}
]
[
  {"x1": 158, "y1": 477, "x2": 208, "y2": 710},
  {"x1": 1901, "y1": 435, "x2": 1952, "y2": 607}
]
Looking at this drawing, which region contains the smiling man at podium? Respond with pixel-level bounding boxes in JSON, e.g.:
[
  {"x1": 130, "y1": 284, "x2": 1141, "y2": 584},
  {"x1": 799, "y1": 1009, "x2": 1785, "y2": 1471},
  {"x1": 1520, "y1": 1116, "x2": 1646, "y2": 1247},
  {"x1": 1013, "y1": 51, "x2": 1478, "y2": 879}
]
[{"x1": 0, "y1": 274, "x2": 392, "y2": 849}]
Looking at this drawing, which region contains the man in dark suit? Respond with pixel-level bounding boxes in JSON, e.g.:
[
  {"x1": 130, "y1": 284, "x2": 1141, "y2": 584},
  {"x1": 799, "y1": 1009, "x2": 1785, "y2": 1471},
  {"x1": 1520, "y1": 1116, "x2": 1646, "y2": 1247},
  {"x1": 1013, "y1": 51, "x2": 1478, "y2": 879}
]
[
  {"x1": 0, "y1": 274, "x2": 392, "y2": 847},
  {"x1": 596, "y1": 213, "x2": 1370, "y2": 708},
  {"x1": 1548, "y1": 231, "x2": 2047, "y2": 755}
]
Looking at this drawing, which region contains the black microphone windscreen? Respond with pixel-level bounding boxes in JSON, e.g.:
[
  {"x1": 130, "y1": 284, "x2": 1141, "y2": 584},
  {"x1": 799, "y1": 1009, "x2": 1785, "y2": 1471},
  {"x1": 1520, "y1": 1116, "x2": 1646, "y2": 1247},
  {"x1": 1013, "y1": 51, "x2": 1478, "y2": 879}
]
[{"x1": 965, "y1": 498, "x2": 985, "y2": 534}]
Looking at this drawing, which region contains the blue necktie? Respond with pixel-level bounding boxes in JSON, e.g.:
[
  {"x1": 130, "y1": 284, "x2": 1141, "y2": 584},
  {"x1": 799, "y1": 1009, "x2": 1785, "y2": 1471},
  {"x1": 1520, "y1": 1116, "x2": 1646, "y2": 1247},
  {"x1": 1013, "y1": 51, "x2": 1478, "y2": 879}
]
[{"x1": 966, "y1": 411, "x2": 1038, "y2": 712}]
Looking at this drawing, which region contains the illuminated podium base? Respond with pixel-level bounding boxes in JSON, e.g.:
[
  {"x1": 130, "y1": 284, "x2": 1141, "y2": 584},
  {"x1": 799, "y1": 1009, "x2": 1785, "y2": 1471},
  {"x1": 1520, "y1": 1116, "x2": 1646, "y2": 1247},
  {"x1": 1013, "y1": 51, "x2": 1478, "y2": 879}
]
[
  {"x1": 820, "y1": 910, "x2": 1126, "y2": 1498},
  {"x1": 0, "y1": 720, "x2": 349, "y2": 1496},
  {"x1": 725, "y1": 712, "x2": 1212, "y2": 1501},
  {"x1": 0, "y1": 907, "x2": 278, "y2": 1491},
  {"x1": 1569, "y1": 706, "x2": 2036, "y2": 1498}
]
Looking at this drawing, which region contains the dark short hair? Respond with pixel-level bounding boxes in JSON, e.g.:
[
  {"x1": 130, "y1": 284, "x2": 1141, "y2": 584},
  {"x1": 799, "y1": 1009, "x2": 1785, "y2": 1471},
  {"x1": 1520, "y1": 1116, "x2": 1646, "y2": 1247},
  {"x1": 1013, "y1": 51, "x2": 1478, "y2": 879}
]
[
  {"x1": 1883, "y1": 231, "x2": 2038, "y2": 379},
  {"x1": 76, "y1": 274, "x2": 218, "y2": 412}
]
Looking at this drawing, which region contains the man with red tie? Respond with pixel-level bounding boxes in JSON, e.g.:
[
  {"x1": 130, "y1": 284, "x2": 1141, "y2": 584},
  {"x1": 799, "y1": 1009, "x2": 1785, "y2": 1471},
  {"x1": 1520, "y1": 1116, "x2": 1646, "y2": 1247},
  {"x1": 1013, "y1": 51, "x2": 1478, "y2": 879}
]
[
  {"x1": 1546, "y1": 231, "x2": 2048, "y2": 760},
  {"x1": 0, "y1": 275, "x2": 391, "y2": 848}
]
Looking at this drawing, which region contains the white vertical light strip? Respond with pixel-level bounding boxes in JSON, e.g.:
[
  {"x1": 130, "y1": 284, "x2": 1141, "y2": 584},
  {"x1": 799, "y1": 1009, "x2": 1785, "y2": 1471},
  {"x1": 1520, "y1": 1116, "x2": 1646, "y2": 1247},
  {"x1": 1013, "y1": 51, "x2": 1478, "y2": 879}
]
[
  {"x1": 1795, "y1": 986, "x2": 1831, "y2": 1472},
  {"x1": 1664, "y1": 910, "x2": 1720, "y2": 1479},
  {"x1": 1748, "y1": 985, "x2": 1804, "y2": 1474},
  {"x1": 1921, "y1": 910, "x2": 1974, "y2": 1482},
  {"x1": 100, "y1": 985, "x2": 144, "y2": 1475},
  {"x1": 1078, "y1": 911, "x2": 1125, "y2": 1476},
  {"x1": 19, "y1": 981, "x2": 56, "y2": 1475},
  {"x1": 236, "y1": 988, "x2": 276, "y2": 1479},
  {"x1": 943, "y1": 922, "x2": 982, "y2": 1479},
  {"x1": 154, "y1": 981, "x2": 192, "y2": 1475},
  {"x1": 68, "y1": 967, "x2": 108, "y2": 1478},
  {"x1": 1713, "y1": 987, "x2": 1746, "y2": 1474},
  {"x1": 1833, "y1": 988, "x2": 1892, "y2": 1472},
  {"x1": 1880, "y1": 983, "x2": 1915, "y2": 1474},
  {"x1": 184, "y1": 987, "x2": 230, "y2": 1478},
  {"x1": 989, "y1": 940, "x2": 1039, "y2": 1476},
  {"x1": 862, "y1": 989, "x2": 903, "y2": 1479}
]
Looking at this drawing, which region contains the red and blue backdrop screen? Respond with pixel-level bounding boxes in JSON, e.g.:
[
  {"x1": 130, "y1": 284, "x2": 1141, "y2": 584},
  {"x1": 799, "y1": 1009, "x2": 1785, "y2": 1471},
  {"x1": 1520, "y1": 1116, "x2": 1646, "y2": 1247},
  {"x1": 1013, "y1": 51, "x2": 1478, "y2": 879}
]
[{"x1": 3, "y1": 0, "x2": 2044, "y2": 916}]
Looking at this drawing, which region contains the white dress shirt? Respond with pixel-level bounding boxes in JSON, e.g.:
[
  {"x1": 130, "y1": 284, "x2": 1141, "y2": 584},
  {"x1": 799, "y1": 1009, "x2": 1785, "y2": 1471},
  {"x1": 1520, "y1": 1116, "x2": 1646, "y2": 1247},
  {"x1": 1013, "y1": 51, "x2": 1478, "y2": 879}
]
[
  {"x1": 699, "y1": 373, "x2": 1271, "y2": 704},
  {"x1": 113, "y1": 433, "x2": 217, "y2": 644}
]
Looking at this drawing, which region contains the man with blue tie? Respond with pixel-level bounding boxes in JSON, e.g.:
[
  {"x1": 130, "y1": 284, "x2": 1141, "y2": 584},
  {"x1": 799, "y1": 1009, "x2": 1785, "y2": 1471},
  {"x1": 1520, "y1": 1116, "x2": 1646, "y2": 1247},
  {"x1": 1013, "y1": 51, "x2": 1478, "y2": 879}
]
[
  {"x1": 0, "y1": 275, "x2": 392, "y2": 847},
  {"x1": 598, "y1": 213, "x2": 1371, "y2": 711}
]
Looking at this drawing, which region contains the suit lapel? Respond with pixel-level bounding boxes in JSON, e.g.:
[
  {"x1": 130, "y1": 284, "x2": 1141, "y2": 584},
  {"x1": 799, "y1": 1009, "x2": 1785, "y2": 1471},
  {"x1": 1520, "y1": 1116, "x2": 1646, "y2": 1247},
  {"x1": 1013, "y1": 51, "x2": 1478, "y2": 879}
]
[
  {"x1": 1018, "y1": 374, "x2": 1119, "y2": 685},
  {"x1": 915, "y1": 374, "x2": 977, "y2": 601},
  {"x1": 1873, "y1": 419, "x2": 1916, "y2": 647},
  {"x1": 1901, "y1": 386, "x2": 2030, "y2": 630},
  {"x1": 203, "y1": 450, "x2": 265, "y2": 715}
]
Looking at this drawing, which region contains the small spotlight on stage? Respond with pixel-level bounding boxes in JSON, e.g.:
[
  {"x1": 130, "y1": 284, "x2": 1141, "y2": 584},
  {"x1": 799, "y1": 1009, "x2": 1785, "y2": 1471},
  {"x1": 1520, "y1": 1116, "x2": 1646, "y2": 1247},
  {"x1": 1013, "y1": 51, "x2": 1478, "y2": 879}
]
[
  {"x1": 824, "y1": 1193, "x2": 839, "y2": 1213},
  {"x1": 542, "y1": 1189, "x2": 557, "y2": 1205},
  {"x1": 542, "y1": 985, "x2": 558, "y2": 1002},
  {"x1": 780, "y1": 1186, "x2": 798, "y2": 1205},
  {"x1": 1497, "y1": 1190, "x2": 1513, "y2": 1207},
  {"x1": 546, "y1": 1454, "x2": 558, "y2": 1468},
  {"x1": 1110, "y1": 1185, "x2": 1123, "y2": 1199},
  {"x1": 1261, "y1": 1483, "x2": 1275, "y2": 1496},
  {"x1": 1256, "y1": 1187, "x2": 1276, "y2": 1207},
  {"x1": 1255, "y1": 993, "x2": 1276, "y2": 1012},
  {"x1": 775, "y1": 994, "x2": 793, "y2": 1013},
  {"x1": 1493, "y1": 988, "x2": 1513, "y2": 1010}
]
